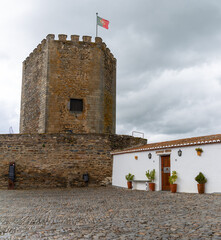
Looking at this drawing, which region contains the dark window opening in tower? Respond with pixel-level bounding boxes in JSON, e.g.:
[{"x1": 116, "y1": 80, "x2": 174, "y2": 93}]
[{"x1": 70, "y1": 99, "x2": 83, "y2": 112}]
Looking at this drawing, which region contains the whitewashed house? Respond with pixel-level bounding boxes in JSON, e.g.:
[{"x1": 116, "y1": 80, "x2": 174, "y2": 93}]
[{"x1": 112, "y1": 134, "x2": 221, "y2": 193}]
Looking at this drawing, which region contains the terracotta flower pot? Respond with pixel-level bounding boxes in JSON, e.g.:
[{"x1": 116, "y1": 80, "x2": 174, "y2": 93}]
[
  {"x1": 127, "y1": 181, "x2": 132, "y2": 189},
  {"x1": 170, "y1": 184, "x2": 177, "y2": 193},
  {"x1": 197, "y1": 151, "x2": 202, "y2": 156},
  {"x1": 197, "y1": 183, "x2": 205, "y2": 194},
  {"x1": 149, "y1": 182, "x2": 155, "y2": 191}
]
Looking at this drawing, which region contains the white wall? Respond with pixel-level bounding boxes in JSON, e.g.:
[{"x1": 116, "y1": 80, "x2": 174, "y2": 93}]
[
  {"x1": 112, "y1": 143, "x2": 221, "y2": 193},
  {"x1": 112, "y1": 151, "x2": 160, "y2": 191},
  {"x1": 170, "y1": 144, "x2": 221, "y2": 193}
]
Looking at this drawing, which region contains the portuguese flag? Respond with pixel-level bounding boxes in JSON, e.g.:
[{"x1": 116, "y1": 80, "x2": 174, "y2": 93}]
[{"x1": 97, "y1": 16, "x2": 109, "y2": 29}]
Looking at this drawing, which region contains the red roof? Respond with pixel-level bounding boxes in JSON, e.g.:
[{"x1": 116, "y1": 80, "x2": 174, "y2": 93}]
[{"x1": 112, "y1": 134, "x2": 221, "y2": 155}]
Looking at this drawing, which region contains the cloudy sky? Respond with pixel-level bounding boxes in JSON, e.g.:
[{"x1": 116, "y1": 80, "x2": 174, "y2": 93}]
[{"x1": 1, "y1": 0, "x2": 221, "y2": 142}]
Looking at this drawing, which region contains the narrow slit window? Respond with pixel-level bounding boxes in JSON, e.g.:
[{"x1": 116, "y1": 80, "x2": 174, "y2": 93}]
[{"x1": 70, "y1": 99, "x2": 83, "y2": 112}]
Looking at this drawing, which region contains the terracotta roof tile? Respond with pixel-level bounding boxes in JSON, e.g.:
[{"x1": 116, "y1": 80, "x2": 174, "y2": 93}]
[{"x1": 112, "y1": 134, "x2": 221, "y2": 155}]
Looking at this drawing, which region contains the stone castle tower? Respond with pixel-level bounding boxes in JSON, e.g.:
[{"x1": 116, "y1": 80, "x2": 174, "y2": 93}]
[
  {"x1": 0, "y1": 34, "x2": 146, "y2": 189},
  {"x1": 20, "y1": 34, "x2": 116, "y2": 134}
]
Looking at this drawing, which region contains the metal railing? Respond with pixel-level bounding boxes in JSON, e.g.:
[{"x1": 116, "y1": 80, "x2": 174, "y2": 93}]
[{"x1": 132, "y1": 131, "x2": 144, "y2": 138}]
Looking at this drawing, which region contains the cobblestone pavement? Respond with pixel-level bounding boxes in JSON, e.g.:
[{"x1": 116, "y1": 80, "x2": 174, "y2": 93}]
[{"x1": 0, "y1": 187, "x2": 220, "y2": 240}]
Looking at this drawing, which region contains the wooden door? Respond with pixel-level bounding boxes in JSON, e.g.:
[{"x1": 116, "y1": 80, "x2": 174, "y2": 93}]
[{"x1": 161, "y1": 155, "x2": 170, "y2": 191}]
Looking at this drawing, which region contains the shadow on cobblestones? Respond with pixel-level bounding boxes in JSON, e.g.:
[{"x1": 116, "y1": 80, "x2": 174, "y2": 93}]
[{"x1": 0, "y1": 186, "x2": 220, "y2": 239}]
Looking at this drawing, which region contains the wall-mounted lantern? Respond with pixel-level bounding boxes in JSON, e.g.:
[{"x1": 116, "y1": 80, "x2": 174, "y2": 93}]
[
  {"x1": 148, "y1": 153, "x2": 152, "y2": 159},
  {"x1": 135, "y1": 156, "x2": 138, "y2": 160},
  {"x1": 178, "y1": 149, "x2": 182, "y2": 157}
]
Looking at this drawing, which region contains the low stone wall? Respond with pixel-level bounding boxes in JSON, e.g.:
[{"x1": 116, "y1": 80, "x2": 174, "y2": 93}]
[{"x1": 0, "y1": 133, "x2": 146, "y2": 189}]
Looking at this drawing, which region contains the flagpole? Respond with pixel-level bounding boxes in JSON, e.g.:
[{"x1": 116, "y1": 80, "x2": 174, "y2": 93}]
[{"x1": 96, "y1": 12, "x2": 98, "y2": 37}]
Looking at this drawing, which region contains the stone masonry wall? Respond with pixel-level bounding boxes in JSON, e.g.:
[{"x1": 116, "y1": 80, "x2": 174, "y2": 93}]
[
  {"x1": 20, "y1": 39, "x2": 48, "y2": 134},
  {"x1": 103, "y1": 43, "x2": 116, "y2": 134},
  {"x1": 20, "y1": 34, "x2": 116, "y2": 135},
  {"x1": 0, "y1": 133, "x2": 146, "y2": 189},
  {"x1": 46, "y1": 35, "x2": 116, "y2": 134}
]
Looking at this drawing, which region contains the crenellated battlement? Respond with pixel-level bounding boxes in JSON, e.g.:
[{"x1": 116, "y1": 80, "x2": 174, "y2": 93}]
[
  {"x1": 24, "y1": 38, "x2": 47, "y2": 64},
  {"x1": 24, "y1": 34, "x2": 116, "y2": 63}
]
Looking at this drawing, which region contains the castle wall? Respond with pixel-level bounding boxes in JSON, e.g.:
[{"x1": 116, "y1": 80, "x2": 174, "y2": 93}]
[
  {"x1": 20, "y1": 40, "x2": 48, "y2": 134},
  {"x1": 103, "y1": 43, "x2": 116, "y2": 133},
  {"x1": 20, "y1": 35, "x2": 116, "y2": 134},
  {"x1": 0, "y1": 133, "x2": 146, "y2": 189}
]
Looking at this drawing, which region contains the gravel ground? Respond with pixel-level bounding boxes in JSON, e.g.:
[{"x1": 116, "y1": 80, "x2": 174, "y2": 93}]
[{"x1": 0, "y1": 186, "x2": 220, "y2": 240}]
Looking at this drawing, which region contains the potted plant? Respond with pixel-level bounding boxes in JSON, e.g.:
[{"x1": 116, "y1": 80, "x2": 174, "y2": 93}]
[
  {"x1": 195, "y1": 147, "x2": 203, "y2": 156},
  {"x1": 169, "y1": 171, "x2": 178, "y2": 193},
  {"x1": 195, "y1": 172, "x2": 207, "y2": 194},
  {"x1": 145, "y1": 169, "x2": 156, "y2": 191},
  {"x1": 125, "y1": 173, "x2": 134, "y2": 189}
]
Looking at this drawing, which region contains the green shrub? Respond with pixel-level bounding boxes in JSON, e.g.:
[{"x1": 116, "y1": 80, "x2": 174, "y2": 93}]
[{"x1": 195, "y1": 172, "x2": 207, "y2": 184}]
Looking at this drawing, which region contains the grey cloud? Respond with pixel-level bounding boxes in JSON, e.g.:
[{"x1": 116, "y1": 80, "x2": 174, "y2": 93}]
[
  {"x1": 1, "y1": 0, "x2": 221, "y2": 143},
  {"x1": 0, "y1": 52, "x2": 10, "y2": 60},
  {"x1": 117, "y1": 61, "x2": 221, "y2": 139},
  {"x1": 111, "y1": 0, "x2": 221, "y2": 79}
]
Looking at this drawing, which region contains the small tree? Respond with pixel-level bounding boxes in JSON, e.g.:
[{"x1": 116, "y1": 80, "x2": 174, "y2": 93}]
[
  {"x1": 145, "y1": 169, "x2": 155, "y2": 182},
  {"x1": 169, "y1": 171, "x2": 178, "y2": 184}
]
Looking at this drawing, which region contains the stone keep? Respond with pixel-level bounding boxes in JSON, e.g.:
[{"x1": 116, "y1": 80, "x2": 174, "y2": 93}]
[{"x1": 20, "y1": 34, "x2": 116, "y2": 134}]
